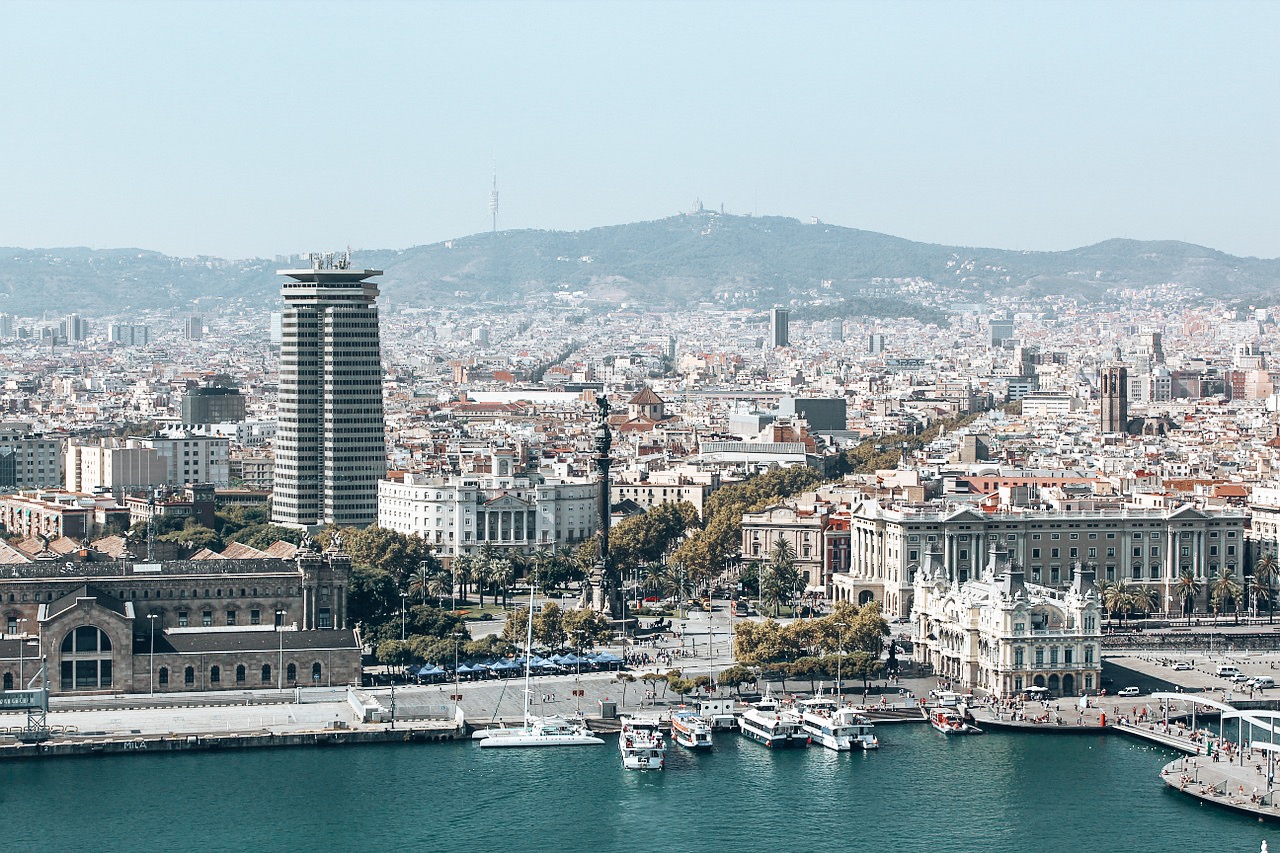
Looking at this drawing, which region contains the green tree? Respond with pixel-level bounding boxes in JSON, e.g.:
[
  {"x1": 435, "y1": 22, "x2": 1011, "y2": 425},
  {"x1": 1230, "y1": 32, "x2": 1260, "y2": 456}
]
[
  {"x1": 329, "y1": 526, "x2": 440, "y2": 589},
  {"x1": 790, "y1": 656, "x2": 823, "y2": 694},
  {"x1": 503, "y1": 606, "x2": 531, "y2": 646},
  {"x1": 846, "y1": 600, "x2": 889, "y2": 656},
  {"x1": 717, "y1": 663, "x2": 758, "y2": 696},
  {"x1": 562, "y1": 607, "x2": 614, "y2": 647},
  {"x1": 533, "y1": 601, "x2": 566, "y2": 648},
  {"x1": 667, "y1": 675, "x2": 695, "y2": 703},
  {"x1": 487, "y1": 557, "x2": 515, "y2": 607},
  {"x1": 614, "y1": 671, "x2": 637, "y2": 706},
  {"x1": 347, "y1": 564, "x2": 399, "y2": 627},
  {"x1": 157, "y1": 522, "x2": 221, "y2": 552},
  {"x1": 376, "y1": 638, "x2": 413, "y2": 670}
]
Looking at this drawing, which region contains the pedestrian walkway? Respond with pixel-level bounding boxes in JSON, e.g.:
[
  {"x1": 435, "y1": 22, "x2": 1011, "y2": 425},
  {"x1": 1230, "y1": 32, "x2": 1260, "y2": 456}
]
[{"x1": 1160, "y1": 751, "x2": 1280, "y2": 821}]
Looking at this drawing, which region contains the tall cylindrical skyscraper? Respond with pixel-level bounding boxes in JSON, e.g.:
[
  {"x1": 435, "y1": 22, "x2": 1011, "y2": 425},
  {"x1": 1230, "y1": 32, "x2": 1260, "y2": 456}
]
[{"x1": 272, "y1": 253, "x2": 386, "y2": 529}]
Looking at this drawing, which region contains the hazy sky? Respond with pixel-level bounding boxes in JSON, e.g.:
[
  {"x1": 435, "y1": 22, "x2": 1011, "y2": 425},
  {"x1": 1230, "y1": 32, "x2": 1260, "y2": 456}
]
[{"x1": 4, "y1": 0, "x2": 1277, "y2": 259}]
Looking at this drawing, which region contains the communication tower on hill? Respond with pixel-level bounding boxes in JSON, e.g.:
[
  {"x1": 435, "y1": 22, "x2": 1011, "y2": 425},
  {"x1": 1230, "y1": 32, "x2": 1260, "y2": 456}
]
[{"x1": 489, "y1": 169, "x2": 499, "y2": 234}]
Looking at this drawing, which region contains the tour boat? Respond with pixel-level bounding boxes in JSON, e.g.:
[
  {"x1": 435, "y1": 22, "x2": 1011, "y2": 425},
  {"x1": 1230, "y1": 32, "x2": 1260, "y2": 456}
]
[
  {"x1": 796, "y1": 697, "x2": 879, "y2": 751},
  {"x1": 619, "y1": 715, "x2": 666, "y2": 769},
  {"x1": 739, "y1": 705, "x2": 810, "y2": 748},
  {"x1": 930, "y1": 707, "x2": 983, "y2": 735},
  {"x1": 478, "y1": 582, "x2": 604, "y2": 749},
  {"x1": 669, "y1": 708, "x2": 714, "y2": 750}
]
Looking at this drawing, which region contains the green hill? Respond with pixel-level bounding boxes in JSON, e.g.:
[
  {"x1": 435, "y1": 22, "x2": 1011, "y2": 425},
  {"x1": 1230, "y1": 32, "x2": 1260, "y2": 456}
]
[{"x1": 2, "y1": 213, "x2": 1275, "y2": 317}]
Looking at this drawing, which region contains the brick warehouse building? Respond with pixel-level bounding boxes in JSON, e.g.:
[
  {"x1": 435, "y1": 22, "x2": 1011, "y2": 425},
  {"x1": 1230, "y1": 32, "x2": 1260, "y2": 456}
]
[{"x1": 0, "y1": 537, "x2": 360, "y2": 695}]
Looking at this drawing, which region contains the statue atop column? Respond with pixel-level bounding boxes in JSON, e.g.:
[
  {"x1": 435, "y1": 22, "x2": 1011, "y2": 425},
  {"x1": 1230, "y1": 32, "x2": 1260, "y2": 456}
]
[{"x1": 591, "y1": 394, "x2": 622, "y2": 618}]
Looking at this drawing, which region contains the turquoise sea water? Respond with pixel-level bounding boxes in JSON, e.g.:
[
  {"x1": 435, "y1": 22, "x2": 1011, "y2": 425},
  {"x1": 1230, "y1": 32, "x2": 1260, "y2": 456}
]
[{"x1": 0, "y1": 726, "x2": 1271, "y2": 853}]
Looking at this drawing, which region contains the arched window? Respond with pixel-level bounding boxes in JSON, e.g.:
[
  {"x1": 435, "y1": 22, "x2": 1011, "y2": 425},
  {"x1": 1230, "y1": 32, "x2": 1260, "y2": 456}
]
[
  {"x1": 159, "y1": 667, "x2": 169, "y2": 686},
  {"x1": 210, "y1": 665, "x2": 220, "y2": 684},
  {"x1": 311, "y1": 662, "x2": 322, "y2": 683},
  {"x1": 236, "y1": 665, "x2": 246, "y2": 683},
  {"x1": 2, "y1": 672, "x2": 11, "y2": 690},
  {"x1": 287, "y1": 663, "x2": 297, "y2": 683},
  {"x1": 261, "y1": 664, "x2": 271, "y2": 684},
  {"x1": 59, "y1": 626, "x2": 113, "y2": 691},
  {"x1": 184, "y1": 666, "x2": 195, "y2": 685}
]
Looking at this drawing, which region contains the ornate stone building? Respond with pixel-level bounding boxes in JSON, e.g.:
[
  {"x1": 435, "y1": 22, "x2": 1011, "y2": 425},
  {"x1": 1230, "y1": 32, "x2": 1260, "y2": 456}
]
[
  {"x1": 0, "y1": 537, "x2": 360, "y2": 695},
  {"x1": 912, "y1": 549, "x2": 1102, "y2": 698}
]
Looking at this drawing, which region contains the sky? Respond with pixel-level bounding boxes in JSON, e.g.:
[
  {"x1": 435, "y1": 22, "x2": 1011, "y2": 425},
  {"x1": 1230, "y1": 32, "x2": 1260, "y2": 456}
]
[{"x1": 3, "y1": 0, "x2": 1278, "y2": 259}]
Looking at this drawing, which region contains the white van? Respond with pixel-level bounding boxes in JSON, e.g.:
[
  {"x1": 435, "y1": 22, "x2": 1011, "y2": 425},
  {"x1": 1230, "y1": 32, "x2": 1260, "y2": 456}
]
[
  {"x1": 1252, "y1": 676, "x2": 1275, "y2": 689},
  {"x1": 1216, "y1": 665, "x2": 1241, "y2": 678}
]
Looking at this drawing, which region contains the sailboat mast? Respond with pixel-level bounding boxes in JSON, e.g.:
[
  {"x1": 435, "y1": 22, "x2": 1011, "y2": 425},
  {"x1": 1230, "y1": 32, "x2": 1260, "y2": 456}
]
[{"x1": 524, "y1": 580, "x2": 536, "y2": 724}]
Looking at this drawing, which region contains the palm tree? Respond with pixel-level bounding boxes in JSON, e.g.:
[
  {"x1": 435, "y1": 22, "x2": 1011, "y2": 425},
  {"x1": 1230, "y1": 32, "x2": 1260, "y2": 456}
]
[
  {"x1": 1096, "y1": 579, "x2": 1116, "y2": 628},
  {"x1": 407, "y1": 562, "x2": 433, "y2": 604},
  {"x1": 1175, "y1": 569, "x2": 1202, "y2": 624},
  {"x1": 1255, "y1": 553, "x2": 1279, "y2": 624},
  {"x1": 761, "y1": 537, "x2": 800, "y2": 617},
  {"x1": 1129, "y1": 585, "x2": 1158, "y2": 621},
  {"x1": 488, "y1": 557, "x2": 515, "y2": 607},
  {"x1": 1249, "y1": 575, "x2": 1273, "y2": 623},
  {"x1": 1103, "y1": 581, "x2": 1134, "y2": 628},
  {"x1": 1210, "y1": 568, "x2": 1242, "y2": 624},
  {"x1": 426, "y1": 570, "x2": 452, "y2": 608},
  {"x1": 453, "y1": 553, "x2": 475, "y2": 604}
]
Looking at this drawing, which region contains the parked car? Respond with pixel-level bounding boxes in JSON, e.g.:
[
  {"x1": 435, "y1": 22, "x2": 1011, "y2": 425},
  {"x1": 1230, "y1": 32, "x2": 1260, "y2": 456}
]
[
  {"x1": 1231, "y1": 673, "x2": 1252, "y2": 683},
  {"x1": 1117, "y1": 687, "x2": 1141, "y2": 697},
  {"x1": 1171, "y1": 662, "x2": 1193, "y2": 671}
]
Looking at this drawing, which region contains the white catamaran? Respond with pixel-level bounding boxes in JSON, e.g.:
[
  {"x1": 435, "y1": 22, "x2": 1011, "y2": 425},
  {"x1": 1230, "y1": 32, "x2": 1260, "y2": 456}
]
[{"x1": 477, "y1": 583, "x2": 603, "y2": 749}]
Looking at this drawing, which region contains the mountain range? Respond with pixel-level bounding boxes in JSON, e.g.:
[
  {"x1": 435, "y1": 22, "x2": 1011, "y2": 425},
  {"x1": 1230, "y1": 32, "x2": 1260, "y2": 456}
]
[{"x1": 2, "y1": 212, "x2": 1276, "y2": 318}]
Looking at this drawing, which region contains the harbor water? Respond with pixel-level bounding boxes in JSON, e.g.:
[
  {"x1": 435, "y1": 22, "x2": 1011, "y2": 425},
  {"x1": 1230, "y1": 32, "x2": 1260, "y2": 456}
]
[{"x1": 0, "y1": 725, "x2": 1272, "y2": 853}]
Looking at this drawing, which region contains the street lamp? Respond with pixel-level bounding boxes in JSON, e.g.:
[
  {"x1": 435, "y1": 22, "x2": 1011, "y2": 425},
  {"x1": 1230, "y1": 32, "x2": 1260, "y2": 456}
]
[
  {"x1": 147, "y1": 613, "x2": 158, "y2": 695},
  {"x1": 836, "y1": 621, "x2": 848, "y2": 700},
  {"x1": 276, "y1": 609, "x2": 287, "y2": 691},
  {"x1": 452, "y1": 630, "x2": 464, "y2": 717},
  {"x1": 572, "y1": 629, "x2": 585, "y2": 714},
  {"x1": 400, "y1": 592, "x2": 409, "y2": 641}
]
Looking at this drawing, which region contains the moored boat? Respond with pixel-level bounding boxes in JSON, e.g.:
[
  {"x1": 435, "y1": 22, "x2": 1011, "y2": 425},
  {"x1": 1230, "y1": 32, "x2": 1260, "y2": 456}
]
[
  {"x1": 670, "y1": 708, "x2": 714, "y2": 750},
  {"x1": 478, "y1": 715, "x2": 605, "y2": 748},
  {"x1": 930, "y1": 707, "x2": 983, "y2": 735},
  {"x1": 739, "y1": 705, "x2": 809, "y2": 748},
  {"x1": 477, "y1": 581, "x2": 604, "y2": 750},
  {"x1": 619, "y1": 715, "x2": 666, "y2": 769},
  {"x1": 796, "y1": 697, "x2": 879, "y2": 751}
]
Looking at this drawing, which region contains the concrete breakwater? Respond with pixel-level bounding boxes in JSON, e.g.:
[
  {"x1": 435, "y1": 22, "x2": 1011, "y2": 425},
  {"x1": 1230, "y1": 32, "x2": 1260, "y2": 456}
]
[{"x1": 0, "y1": 722, "x2": 464, "y2": 761}]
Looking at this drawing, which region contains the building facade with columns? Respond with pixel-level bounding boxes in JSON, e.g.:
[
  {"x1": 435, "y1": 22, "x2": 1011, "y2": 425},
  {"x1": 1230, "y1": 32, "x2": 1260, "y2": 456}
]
[
  {"x1": 0, "y1": 538, "x2": 359, "y2": 695},
  {"x1": 377, "y1": 468, "x2": 598, "y2": 560},
  {"x1": 832, "y1": 500, "x2": 1246, "y2": 619}
]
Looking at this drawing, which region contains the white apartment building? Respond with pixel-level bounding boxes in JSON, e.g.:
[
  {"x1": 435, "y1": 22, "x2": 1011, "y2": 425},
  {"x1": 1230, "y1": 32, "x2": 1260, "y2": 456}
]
[
  {"x1": 66, "y1": 438, "x2": 169, "y2": 494},
  {"x1": 912, "y1": 550, "x2": 1102, "y2": 698},
  {"x1": 378, "y1": 467, "x2": 598, "y2": 559}
]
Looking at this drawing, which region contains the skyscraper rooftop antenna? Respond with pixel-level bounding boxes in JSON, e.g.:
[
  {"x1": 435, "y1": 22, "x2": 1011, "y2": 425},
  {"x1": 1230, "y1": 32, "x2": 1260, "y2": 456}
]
[{"x1": 489, "y1": 165, "x2": 499, "y2": 234}]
